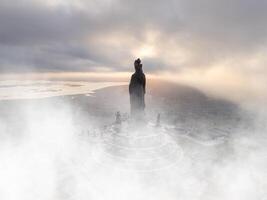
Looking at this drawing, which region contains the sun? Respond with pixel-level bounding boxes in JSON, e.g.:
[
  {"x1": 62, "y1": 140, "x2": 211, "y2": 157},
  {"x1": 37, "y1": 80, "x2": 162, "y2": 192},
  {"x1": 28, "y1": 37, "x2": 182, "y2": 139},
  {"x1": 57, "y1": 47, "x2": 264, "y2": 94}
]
[{"x1": 135, "y1": 45, "x2": 156, "y2": 58}]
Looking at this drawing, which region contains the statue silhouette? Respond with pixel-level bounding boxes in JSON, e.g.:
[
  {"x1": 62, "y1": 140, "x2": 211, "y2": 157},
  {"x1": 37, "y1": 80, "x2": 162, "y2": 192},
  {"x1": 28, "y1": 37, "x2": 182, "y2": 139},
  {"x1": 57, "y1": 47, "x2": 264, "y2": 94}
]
[{"x1": 129, "y1": 58, "x2": 146, "y2": 118}]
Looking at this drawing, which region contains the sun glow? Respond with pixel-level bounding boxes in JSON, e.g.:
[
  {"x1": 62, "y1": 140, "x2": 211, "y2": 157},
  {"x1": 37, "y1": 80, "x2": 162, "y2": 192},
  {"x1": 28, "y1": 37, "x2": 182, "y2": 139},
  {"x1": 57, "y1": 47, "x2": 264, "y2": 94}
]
[{"x1": 135, "y1": 45, "x2": 156, "y2": 58}]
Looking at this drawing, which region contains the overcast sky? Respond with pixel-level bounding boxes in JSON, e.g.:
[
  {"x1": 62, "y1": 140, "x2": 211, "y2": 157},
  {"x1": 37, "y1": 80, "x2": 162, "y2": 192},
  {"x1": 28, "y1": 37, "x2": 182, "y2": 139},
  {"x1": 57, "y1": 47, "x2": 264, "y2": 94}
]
[{"x1": 0, "y1": 0, "x2": 266, "y2": 104}]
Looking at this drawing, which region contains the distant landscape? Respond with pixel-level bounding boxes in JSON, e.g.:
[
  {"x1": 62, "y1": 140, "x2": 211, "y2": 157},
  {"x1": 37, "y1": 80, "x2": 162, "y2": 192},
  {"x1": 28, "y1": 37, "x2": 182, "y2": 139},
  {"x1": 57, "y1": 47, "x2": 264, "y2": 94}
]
[{"x1": 0, "y1": 79, "x2": 254, "y2": 140}]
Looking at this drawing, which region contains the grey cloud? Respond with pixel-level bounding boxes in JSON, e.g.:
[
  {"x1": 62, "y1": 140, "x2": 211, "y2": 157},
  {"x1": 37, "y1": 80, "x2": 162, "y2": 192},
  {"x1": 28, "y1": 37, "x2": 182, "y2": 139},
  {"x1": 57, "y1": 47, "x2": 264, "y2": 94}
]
[
  {"x1": 0, "y1": 0, "x2": 267, "y2": 73},
  {"x1": 0, "y1": 2, "x2": 82, "y2": 45}
]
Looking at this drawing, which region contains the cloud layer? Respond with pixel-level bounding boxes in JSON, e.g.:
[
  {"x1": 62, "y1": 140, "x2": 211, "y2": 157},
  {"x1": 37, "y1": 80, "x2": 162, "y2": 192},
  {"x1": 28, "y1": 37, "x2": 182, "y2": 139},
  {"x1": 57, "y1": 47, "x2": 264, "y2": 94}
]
[{"x1": 1, "y1": 0, "x2": 267, "y2": 73}]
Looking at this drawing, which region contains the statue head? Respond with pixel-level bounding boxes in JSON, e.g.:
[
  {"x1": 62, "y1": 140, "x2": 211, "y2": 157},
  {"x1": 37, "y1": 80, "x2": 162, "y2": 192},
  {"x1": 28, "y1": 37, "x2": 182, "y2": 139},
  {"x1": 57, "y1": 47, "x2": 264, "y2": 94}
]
[{"x1": 134, "y1": 58, "x2": 142, "y2": 72}]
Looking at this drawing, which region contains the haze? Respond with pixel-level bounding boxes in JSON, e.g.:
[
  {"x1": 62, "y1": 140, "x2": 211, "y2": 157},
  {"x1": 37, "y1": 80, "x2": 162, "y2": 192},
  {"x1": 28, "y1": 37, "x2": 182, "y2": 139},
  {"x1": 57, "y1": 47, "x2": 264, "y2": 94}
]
[
  {"x1": 0, "y1": 0, "x2": 267, "y2": 105},
  {"x1": 0, "y1": 1, "x2": 266, "y2": 200}
]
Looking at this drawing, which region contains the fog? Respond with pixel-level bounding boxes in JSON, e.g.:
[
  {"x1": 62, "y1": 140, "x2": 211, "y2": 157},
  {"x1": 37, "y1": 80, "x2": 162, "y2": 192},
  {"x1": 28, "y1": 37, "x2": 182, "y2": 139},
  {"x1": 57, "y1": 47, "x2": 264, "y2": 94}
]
[
  {"x1": 0, "y1": 82, "x2": 266, "y2": 200},
  {"x1": 1, "y1": 0, "x2": 266, "y2": 198}
]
